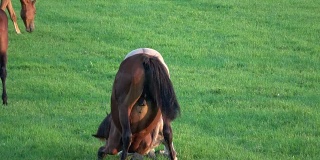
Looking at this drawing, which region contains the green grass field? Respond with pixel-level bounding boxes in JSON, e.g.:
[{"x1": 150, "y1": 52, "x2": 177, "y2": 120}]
[{"x1": 0, "y1": 0, "x2": 319, "y2": 159}]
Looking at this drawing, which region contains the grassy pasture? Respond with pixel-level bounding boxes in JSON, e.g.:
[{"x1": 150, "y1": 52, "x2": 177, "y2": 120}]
[{"x1": 0, "y1": 0, "x2": 319, "y2": 159}]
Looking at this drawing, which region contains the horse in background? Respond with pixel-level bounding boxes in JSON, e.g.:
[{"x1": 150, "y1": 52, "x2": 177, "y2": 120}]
[
  {"x1": 0, "y1": 9, "x2": 8, "y2": 105},
  {"x1": 96, "y1": 48, "x2": 180, "y2": 160},
  {"x1": 1, "y1": 0, "x2": 36, "y2": 33}
]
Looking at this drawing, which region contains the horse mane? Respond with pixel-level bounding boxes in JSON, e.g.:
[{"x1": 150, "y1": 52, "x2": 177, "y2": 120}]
[{"x1": 142, "y1": 56, "x2": 180, "y2": 121}]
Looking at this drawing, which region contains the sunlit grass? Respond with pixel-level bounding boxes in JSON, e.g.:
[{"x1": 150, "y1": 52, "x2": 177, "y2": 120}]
[{"x1": 0, "y1": 0, "x2": 319, "y2": 159}]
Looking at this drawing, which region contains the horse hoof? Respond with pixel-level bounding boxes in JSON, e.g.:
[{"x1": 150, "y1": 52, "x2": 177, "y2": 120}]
[
  {"x1": 97, "y1": 146, "x2": 106, "y2": 160},
  {"x1": 2, "y1": 96, "x2": 7, "y2": 105},
  {"x1": 147, "y1": 150, "x2": 156, "y2": 159}
]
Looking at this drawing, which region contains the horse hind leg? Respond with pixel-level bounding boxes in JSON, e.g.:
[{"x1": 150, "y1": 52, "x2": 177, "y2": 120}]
[
  {"x1": 0, "y1": 54, "x2": 7, "y2": 105},
  {"x1": 162, "y1": 119, "x2": 177, "y2": 160},
  {"x1": 118, "y1": 94, "x2": 145, "y2": 160},
  {"x1": 119, "y1": 106, "x2": 133, "y2": 160},
  {"x1": 1, "y1": 66, "x2": 7, "y2": 105}
]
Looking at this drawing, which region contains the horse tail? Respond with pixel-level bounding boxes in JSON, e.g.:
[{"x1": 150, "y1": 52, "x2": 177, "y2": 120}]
[{"x1": 142, "y1": 56, "x2": 180, "y2": 121}]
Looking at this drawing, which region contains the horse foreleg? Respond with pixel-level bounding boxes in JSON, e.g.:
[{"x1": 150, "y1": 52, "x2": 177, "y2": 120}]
[
  {"x1": 0, "y1": 54, "x2": 7, "y2": 105},
  {"x1": 5, "y1": 1, "x2": 21, "y2": 34},
  {"x1": 97, "y1": 117, "x2": 122, "y2": 160},
  {"x1": 163, "y1": 119, "x2": 177, "y2": 160},
  {"x1": 97, "y1": 146, "x2": 107, "y2": 160}
]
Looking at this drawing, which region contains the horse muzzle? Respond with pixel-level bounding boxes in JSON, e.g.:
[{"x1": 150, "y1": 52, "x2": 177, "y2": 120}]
[{"x1": 26, "y1": 23, "x2": 35, "y2": 32}]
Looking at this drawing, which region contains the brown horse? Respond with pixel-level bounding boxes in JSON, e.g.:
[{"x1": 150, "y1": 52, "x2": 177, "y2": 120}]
[
  {"x1": 97, "y1": 48, "x2": 180, "y2": 160},
  {"x1": 0, "y1": 9, "x2": 8, "y2": 105},
  {"x1": 1, "y1": 0, "x2": 36, "y2": 33}
]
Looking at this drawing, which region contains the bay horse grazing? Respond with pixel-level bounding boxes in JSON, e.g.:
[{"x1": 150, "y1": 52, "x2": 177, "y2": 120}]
[
  {"x1": 0, "y1": 9, "x2": 8, "y2": 105},
  {"x1": 97, "y1": 48, "x2": 180, "y2": 160},
  {"x1": 1, "y1": 0, "x2": 36, "y2": 33}
]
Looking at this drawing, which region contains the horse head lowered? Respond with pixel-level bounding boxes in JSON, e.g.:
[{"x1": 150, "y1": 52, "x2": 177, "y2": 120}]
[
  {"x1": 20, "y1": 0, "x2": 36, "y2": 32},
  {"x1": 0, "y1": 0, "x2": 36, "y2": 33}
]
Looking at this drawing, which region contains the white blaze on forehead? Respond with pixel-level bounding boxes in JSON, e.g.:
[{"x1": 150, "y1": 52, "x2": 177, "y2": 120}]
[{"x1": 125, "y1": 48, "x2": 170, "y2": 77}]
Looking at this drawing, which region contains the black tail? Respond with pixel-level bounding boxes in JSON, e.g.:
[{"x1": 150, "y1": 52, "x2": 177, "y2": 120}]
[{"x1": 143, "y1": 56, "x2": 180, "y2": 121}]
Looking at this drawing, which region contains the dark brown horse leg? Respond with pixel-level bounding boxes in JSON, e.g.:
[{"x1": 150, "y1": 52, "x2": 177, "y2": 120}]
[
  {"x1": 163, "y1": 119, "x2": 177, "y2": 160},
  {"x1": 0, "y1": 54, "x2": 7, "y2": 105},
  {"x1": 119, "y1": 107, "x2": 132, "y2": 160},
  {"x1": 97, "y1": 146, "x2": 106, "y2": 160}
]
